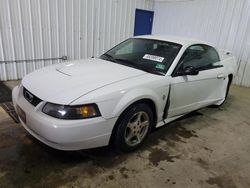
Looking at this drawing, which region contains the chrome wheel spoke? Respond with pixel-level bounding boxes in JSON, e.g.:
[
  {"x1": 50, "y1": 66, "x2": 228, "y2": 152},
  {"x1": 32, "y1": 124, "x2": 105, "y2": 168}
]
[
  {"x1": 135, "y1": 112, "x2": 142, "y2": 123},
  {"x1": 136, "y1": 134, "x2": 141, "y2": 143},
  {"x1": 125, "y1": 131, "x2": 134, "y2": 142},
  {"x1": 141, "y1": 120, "x2": 149, "y2": 128}
]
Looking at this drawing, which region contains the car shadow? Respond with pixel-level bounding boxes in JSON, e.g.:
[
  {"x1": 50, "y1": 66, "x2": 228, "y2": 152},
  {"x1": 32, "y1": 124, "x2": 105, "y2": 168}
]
[
  {"x1": 31, "y1": 110, "x2": 205, "y2": 158},
  {"x1": 0, "y1": 107, "x2": 219, "y2": 187}
]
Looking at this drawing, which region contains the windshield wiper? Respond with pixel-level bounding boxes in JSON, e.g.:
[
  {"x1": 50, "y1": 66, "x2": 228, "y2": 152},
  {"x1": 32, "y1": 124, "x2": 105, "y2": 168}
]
[
  {"x1": 113, "y1": 58, "x2": 134, "y2": 65},
  {"x1": 101, "y1": 55, "x2": 133, "y2": 67},
  {"x1": 136, "y1": 64, "x2": 165, "y2": 76},
  {"x1": 101, "y1": 53, "x2": 116, "y2": 62},
  {"x1": 102, "y1": 55, "x2": 165, "y2": 76},
  {"x1": 114, "y1": 58, "x2": 165, "y2": 76}
]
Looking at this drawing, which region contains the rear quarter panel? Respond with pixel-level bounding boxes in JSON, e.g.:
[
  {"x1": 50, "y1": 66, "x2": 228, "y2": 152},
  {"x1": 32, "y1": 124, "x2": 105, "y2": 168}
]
[{"x1": 219, "y1": 51, "x2": 237, "y2": 77}]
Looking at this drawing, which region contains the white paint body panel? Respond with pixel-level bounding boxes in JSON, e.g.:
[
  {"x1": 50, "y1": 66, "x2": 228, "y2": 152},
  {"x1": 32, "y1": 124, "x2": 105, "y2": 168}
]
[
  {"x1": 22, "y1": 58, "x2": 147, "y2": 104},
  {"x1": 12, "y1": 36, "x2": 237, "y2": 150},
  {"x1": 12, "y1": 86, "x2": 118, "y2": 150}
]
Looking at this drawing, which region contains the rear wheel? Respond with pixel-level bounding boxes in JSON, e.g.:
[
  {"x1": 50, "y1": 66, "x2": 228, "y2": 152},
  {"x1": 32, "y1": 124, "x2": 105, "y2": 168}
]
[{"x1": 113, "y1": 103, "x2": 153, "y2": 152}]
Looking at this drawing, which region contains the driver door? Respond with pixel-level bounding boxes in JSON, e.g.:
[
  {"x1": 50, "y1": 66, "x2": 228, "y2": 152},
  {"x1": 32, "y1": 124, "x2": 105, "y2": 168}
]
[{"x1": 168, "y1": 44, "x2": 228, "y2": 117}]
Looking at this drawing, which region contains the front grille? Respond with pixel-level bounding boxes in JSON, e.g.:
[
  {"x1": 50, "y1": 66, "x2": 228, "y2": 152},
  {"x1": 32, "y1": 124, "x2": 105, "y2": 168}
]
[{"x1": 23, "y1": 87, "x2": 42, "y2": 106}]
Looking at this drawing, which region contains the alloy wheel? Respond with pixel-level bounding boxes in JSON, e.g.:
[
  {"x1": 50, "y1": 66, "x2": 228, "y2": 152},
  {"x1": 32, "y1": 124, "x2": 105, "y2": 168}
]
[{"x1": 124, "y1": 111, "x2": 150, "y2": 146}]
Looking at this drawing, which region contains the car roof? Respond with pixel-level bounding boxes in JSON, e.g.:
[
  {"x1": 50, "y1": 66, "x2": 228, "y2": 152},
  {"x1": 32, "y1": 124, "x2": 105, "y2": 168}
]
[{"x1": 133, "y1": 35, "x2": 209, "y2": 47}]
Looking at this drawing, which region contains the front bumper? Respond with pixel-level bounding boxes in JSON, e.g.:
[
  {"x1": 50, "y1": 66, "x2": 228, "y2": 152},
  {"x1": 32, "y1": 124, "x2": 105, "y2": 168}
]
[{"x1": 12, "y1": 86, "x2": 117, "y2": 150}]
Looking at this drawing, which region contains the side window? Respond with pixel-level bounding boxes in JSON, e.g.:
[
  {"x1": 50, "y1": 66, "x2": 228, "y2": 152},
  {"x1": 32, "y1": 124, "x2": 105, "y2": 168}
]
[
  {"x1": 178, "y1": 44, "x2": 221, "y2": 71},
  {"x1": 205, "y1": 46, "x2": 221, "y2": 66}
]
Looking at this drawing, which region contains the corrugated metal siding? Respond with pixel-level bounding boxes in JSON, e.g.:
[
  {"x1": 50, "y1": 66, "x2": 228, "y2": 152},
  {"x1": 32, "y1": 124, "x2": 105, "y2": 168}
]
[
  {"x1": 0, "y1": 0, "x2": 154, "y2": 81},
  {"x1": 153, "y1": 0, "x2": 250, "y2": 87}
]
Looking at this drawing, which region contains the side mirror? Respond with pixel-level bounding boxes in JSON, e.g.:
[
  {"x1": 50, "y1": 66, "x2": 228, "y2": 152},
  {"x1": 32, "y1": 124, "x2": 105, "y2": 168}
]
[{"x1": 177, "y1": 66, "x2": 199, "y2": 76}]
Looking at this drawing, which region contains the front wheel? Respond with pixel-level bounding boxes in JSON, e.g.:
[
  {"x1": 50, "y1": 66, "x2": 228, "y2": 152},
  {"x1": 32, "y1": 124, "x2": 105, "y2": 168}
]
[{"x1": 113, "y1": 103, "x2": 153, "y2": 152}]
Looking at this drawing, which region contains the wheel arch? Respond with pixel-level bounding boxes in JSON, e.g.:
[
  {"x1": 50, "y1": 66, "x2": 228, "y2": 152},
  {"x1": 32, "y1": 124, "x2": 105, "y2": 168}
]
[{"x1": 109, "y1": 98, "x2": 158, "y2": 145}]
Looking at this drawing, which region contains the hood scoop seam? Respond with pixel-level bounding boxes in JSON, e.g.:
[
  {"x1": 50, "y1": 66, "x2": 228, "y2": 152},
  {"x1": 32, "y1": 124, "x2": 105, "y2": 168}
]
[{"x1": 56, "y1": 69, "x2": 71, "y2": 76}]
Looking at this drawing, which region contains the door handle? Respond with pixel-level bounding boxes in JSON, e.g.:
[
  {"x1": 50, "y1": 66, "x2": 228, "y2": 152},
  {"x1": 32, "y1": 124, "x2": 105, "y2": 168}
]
[{"x1": 217, "y1": 73, "x2": 226, "y2": 79}]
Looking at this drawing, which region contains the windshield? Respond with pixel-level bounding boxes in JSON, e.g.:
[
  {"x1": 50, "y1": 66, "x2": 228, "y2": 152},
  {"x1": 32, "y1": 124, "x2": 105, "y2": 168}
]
[{"x1": 100, "y1": 38, "x2": 182, "y2": 75}]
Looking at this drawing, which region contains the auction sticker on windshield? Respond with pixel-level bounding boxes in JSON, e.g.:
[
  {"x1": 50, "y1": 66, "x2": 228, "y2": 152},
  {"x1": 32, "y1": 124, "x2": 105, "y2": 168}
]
[{"x1": 143, "y1": 54, "x2": 165, "y2": 63}]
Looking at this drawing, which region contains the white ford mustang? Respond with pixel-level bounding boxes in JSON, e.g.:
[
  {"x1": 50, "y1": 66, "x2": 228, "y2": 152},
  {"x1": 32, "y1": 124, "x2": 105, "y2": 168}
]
[{"x1": 12, "y1": 35, "x2": 236, "y2": 152}]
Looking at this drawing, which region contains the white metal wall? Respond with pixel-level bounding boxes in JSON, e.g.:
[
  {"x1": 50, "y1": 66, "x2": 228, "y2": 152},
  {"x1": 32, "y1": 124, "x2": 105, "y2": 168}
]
[
  {"x1": 0, "y1": 0, "x2": 154, "y2": 81},
  {"x1": 153, "y1": 0, "x2": 250, "y2": 87}
]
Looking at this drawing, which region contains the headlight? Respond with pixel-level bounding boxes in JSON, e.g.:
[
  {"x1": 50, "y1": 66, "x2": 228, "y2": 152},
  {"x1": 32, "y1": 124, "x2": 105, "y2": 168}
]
[{"x1": 42, "y1": 103, "x2": 101, "y2": 119}]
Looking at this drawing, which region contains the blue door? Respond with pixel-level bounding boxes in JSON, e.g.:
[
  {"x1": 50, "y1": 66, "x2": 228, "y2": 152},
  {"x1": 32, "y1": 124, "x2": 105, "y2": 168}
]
[{"x1": 134, "y1": 9, "x2": 154, "y2": 36}]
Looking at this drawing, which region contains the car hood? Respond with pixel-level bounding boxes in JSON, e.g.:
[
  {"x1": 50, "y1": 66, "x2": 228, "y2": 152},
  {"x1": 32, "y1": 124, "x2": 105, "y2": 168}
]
[{"x1": 22, "y1": 58, "x2": 147, "y2": 104}]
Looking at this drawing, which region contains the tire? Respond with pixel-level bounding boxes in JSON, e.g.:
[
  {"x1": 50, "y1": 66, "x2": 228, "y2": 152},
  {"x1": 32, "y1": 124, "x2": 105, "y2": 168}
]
[{"x1": 113, "y1": 103, "x2": 153, "y2": 152}]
